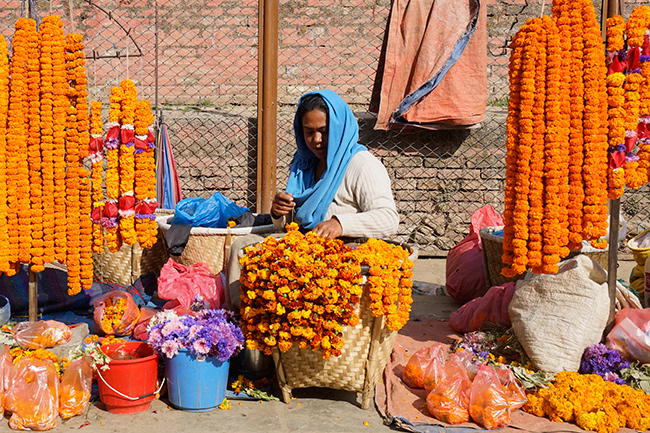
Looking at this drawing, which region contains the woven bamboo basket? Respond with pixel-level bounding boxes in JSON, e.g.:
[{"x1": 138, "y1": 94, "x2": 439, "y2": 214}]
[
  {"x1": 480, "y1": 225, "x2": 609, "y2": 289},
  {"x1": 157, "y1": 215, "x2": 277, "y2": 274},
  {"x1": 93, "y1": 210, "x2": 173, "y2": 286},
  {"x1": 271, "y1": 241, "x2": 417, "y2": 409}
]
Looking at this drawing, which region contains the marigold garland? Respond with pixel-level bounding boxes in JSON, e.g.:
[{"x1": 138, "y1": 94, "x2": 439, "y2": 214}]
[
  {"x1": 118, "y1": 79, "x2": 137, "y2": 245},
  {"x1": 89, "y1": 101, "x2": 105, "y2": 253},
  {"x1": 605, "y1": 15, "x2": 625, "y2": 52},
  {"x1": 0, "y1": 36, "x2": 11, "y2": 274},
  {"x1": 607, "y1": 72, "x2": 627, "y2": 199},
  {"x1": 134, "y1": 99, "x2": 158, "y2": 248},
  {"x1": 103, "y1": 86, "x2": 123, "y2": 253}
]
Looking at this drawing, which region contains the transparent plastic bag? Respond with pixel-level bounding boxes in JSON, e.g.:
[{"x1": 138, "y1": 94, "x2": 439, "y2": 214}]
[
  {"x1": 14, "y1": 320, "x2": 72, "y2": 349},
  {"x1": 5, "y1": 358, "x2": 59, "y2": 431},
  {"x1": 422, "y1": 345, "x2": 446, "y2": 394},
  {"x1": 426, "y1": 356, "x2": 472, "y2": 424},
  {"x1": 495, "y1": 365, "x2": 527, "y2": 411},
  {"x1": 605, "y1": 308, "x2": 650, "y2": 363},
  {"x1": 0, "y1": 345, "x2": 11, "y2": 411},
  {"x1": 469, "y1": 364, "x2": 511, "y2": 429},
  {"x1": 93, "y1": 290, "x2": 141, "y2": 336},
  {"x1": 403, "y1": 344, "x2": 444, "y2": 389},
  {"x1": 59, "y1": 357, "x2": 93, "y2": 419}
]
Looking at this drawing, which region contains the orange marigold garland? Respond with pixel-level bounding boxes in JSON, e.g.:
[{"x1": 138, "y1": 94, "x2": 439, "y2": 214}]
[
  {"x1": 606, "y1": 15, "x2": 625, "y2": 53},
  {"x1": 118, "y1": 79, "x2": 137, "y2": 245},
  {"x1": 607, "y1": 72, "x2": 627, "y2": 200},
  {"x1": 635, "y1": 8, "x2": 650, "y2": 190},
  {"x1": 89, "y1": 101, "x2": 105, "y2": 253},
  {"x1": 64, "y1": 33, "x2": 82, "y2": 295},
  {"x1": 103, "y1": 86, "x2": 123, "y2": 253},
  {"x1": 134, "y1": 99, "x2": 158, "y2": 248},
  {"x1": 0, "y1": 36, "x2": 10, "y2": 274}
]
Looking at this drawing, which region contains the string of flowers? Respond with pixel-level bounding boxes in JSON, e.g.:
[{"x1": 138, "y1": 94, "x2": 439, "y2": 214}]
[
  {"x1": 354, "y1": 238, "x2": 413, "y2": 331},
  {"x1": 607, "y1": 71, "x2": 627, "y2": 200},
  {"x1": 580, "y1": 1, "x2": 609, "y2": 249},
  {"x1": 635, "y1": 7, "x2": 650, "y2": 191},
  {"x1": 134, "y1": 99, "x2": 158, "y2": 248},
  {"x1": 64, "y1": 33, "x2": 82, "y2": 295},
  {"x1": 118, "y1": 78, "x2": 137, "y2": 245},
  {"x1": 6, "y1": 18, "x2": 31, "y2": 274},
  {"x1": 103, "y1": 86, "x2": 123, "y2": 253},
  {"x1": 25, "y1": 18, "x2": 42, "y2": 271},
  {"x1": 0, "y1": 36, "x2": 11, "y2": 274},
  {"x1": 239, "y1": 223, "x2": 363, "y2": 359},
  {"x1": 89, "y1": 101, "x2": 105, "y2": 253}
]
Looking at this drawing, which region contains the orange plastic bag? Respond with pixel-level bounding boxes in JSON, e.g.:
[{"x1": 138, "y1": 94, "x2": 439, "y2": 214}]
[
  {"x1": 469, "y1": 364, "x2": 511, "y2": 429},
  {"x1": 496, "y1": 365, "x2": 527, "y2": 411},
  {"x1": 426, "y1": 355, "x2": 472, "y2": 424},
  {"x1": 59, "y1": 357, "x2": 93, "y2": 419},
  {"x1": 422, "y1": 345, "x2": 446, "y2": 394},
  {"x1": 5, "y1": 358, "x2": 59, "y2": 431},
  {"x1": 403, "y1": 344, "x2": 445, "y2": 388},
  {"x1": 93, "y1": 291, "x2": 141, "y2": 336},
  {"x1": 14, "y1": 320, "x2": 72, "y2": 349}
]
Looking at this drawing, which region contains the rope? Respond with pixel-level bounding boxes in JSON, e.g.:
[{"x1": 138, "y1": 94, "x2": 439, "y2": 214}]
[
  {"x1": 68, "y1": 0, "x2": 75, "y2": 33},
  {"x1": 540, "y1": 0, "x2": 546, "y2": 18},
  {"x1": 97, "y1": 371, "x2": 165, "y2": 401}
]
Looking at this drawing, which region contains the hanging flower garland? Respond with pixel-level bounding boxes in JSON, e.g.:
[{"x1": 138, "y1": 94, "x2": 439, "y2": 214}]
[
  {"x1": 635, "y1": 8, "x2": 650, "y2": 190},
  {"x1": 103, "y1": 86, "x2": 123, "y2": 253},
  {"x1": 607, "y1": 72, "x2": 627, "y2": 199},
  {"x1": 89, "y1": 101, "x2": 105, "y2": 253},
  {"x1": 0, "y1": 36, "x2": 10, "y2": 274},
  {"x1": 118, "y1": 79, "x2": 137, "y2": 246},
  {"x1": 134, "y1": 99, "x2": 158, "y2": 248},
  {"x1": 64, "y1": 33, "x2": 82, "y2": 295}
]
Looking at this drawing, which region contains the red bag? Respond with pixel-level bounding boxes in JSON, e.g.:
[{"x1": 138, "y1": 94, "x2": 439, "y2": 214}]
[
  {"x1": 469, "y1": 364, "x2": 511, "y2": 429},
  {"x1": 446, "y1": 206, "x2": 503, "y2": 304},
  {"x1": 403, "y1": 344, "x2": 445, "y2": 389},
  {"x1": 59, "y1": 357, "x2": 93, "y2": 419},
  {"x1": 132, "y1": 307, "x2": 158, "y2": 341},
  {"x1": 158, "y1": 258, "x2": 225, "y2": 313},
  {"x1": 426, "y1": 356, "x2": 472, "y2": 424},
  {"x1": 449, "y1": 282, "x2": 516, "y2": 333},
  {"x1": 93, "y1": 291, "x2": 141, "y2": 336},
  {"x1": 14, "y1": 320, "x2": 72, "y2": 349},
  {"x1": 605, "y1": 308, "x2": 650, "y2": 363}
]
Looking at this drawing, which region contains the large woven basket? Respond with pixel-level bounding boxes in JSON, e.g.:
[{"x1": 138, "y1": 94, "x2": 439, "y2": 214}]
[
  {"x1": 480, "y1": 225, "x2": 609, "y2": 289},
  {"x1": 93, "y1": 210, "x2": 173, "y2": 286},
  {"x1": 271, "y1": 241, "x2": 417, "y2": 410},
  {"x1": 157, "y1": 215, "x2": 277, "y2": 274}
]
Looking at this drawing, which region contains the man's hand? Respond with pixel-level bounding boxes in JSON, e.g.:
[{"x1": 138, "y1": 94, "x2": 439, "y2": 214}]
[
  {"x1": 312, "y1": 218, "x2": 343, "y2": 239},
  {"x1": 271, "y1": 192, "x2": 295, "y2": 217}
]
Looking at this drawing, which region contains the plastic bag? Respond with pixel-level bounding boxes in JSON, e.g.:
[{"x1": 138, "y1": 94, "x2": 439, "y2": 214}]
[
  {"x1": 495, "y1": 365, "x2": 527, "y2": 411},
  {"x1": 446, "y1": 205, "x2": 503, "y2": 304},
  {"x1": 5, "y1": 358, "x2": 59, "y2": 431},
  {"x1": 423, "y1": 347, "x2": 446, "y2": 394},
  {"x1": 14, "y1": 320, "x2": 72, "y2": 349},
  {"x1": 426, "y1": 359, "x2": 472, "y2": 424},
  {"x1": 132, "y1": 307, "x2": 159, "y2": 341},
  {"x1": 93, "y1": 291, "x2": 141, "y2": 336},
  {"x1": 469, "y1": 364, "x2": 511, "y2": 429},
  {"x1": 0, "y1": 345, "x2": 11, "y2": 411},
  {"x1": 605, "y1": 308, "x2": 650, "y2": 363},
  {"x1": 59, "y1": 357, "x2": 93, "y2": 419},
  {"x1": 450, "y1": 282, "x2": 516, "y2": 333},
  {"x1": 172, "y1": 193, "x2": 248, "y2": 228},
  {"x1": 158, "y1": 258, "x2": 225, "y2": 313},
  {"x1": 403, "y1": 344, "x2": 445, "y2": 389}
]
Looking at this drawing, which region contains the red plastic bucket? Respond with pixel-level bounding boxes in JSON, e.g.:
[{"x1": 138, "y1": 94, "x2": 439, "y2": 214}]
[{"x1": 98, "y1": 342, "x2": 160, "y2": 414}]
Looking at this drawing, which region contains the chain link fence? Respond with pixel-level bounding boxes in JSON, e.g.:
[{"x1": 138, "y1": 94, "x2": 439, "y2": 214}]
[{"x1": 0, "y1": 0, "x2": 648, "y2": 257}]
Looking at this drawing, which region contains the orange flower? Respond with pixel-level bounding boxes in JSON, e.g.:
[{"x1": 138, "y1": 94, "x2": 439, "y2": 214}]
[
  {"x1": 134, "y1": 99, "x2": 158, "y2": 249},
  {"x1": 118, "y1": 79, "x2": 137, "y2": 245},
  {"x1": 0, "y1": 35, "x2": 11, "y2": 274},
  {"x1": 605, "y1": 15, "x2": 625, "y2": 52},
  {"x1": 89, "y1": 100, "x2": 105, "y2": 253}
]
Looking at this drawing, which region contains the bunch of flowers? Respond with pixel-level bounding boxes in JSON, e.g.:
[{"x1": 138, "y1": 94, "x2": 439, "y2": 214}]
[
  {"x1": 524, "y1": 370, "x2": 650, "y2": 433},
  {"x1": 239, "y1": 223, "x2": 363, "y2": 359},
  {"x1": 147, "y1": 308, "x2": 244, "y2": 361},
  {"x1": 0, "y1": 36, "x2": 10, "y2": 274},
  {"x1": 578, "y1": 343, "x2": 630, "y2": 385},
  {"x1": 100, "y1": 296, "x2": 128, "y2": 332}
]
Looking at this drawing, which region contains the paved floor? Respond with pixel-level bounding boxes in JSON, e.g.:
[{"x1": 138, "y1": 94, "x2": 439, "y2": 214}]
[{"x1": 0, "y1": 257, "x2": 638, "y2": 432}]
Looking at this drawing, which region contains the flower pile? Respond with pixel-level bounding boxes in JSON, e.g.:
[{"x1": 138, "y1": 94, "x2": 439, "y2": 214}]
[
  {"x1": 100, "y1": 296, "x2": 129, "y2": 332},
  {"x1": 524, "y1": 371, "x2": 650, "y2": 433},
  {"x1": 147, "y1": 308, "x2": 244, "y2": 361},
  {"x1": 502, "y1": 0, "x2": 609, "y2": 277},
  {"x1": 579, "y1": 343, "x2": 630, "y2": 385}
]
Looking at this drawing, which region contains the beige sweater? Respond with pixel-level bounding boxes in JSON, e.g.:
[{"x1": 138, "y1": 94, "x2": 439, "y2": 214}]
[{"x1": 272, "y1": 151, "x2": 399, "y2": 238}]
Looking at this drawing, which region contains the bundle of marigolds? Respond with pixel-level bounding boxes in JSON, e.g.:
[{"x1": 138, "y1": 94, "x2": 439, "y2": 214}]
[{"x1": 239, "y1": 223, "x2": 413, "y2": 359}]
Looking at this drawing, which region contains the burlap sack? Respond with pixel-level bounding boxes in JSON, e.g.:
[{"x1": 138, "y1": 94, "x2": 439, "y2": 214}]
[{"x1": 508, "y1": 255, "x2": 613, "y2": 373}]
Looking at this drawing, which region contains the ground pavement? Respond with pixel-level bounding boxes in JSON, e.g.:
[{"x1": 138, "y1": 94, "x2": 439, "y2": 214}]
[{"x1": 0, "y1": 258, "x2": 637, "y2": 433}]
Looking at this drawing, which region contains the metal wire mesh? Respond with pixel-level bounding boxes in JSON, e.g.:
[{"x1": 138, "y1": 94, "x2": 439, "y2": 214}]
[{"x1": 0, "y1": 0, "x2": 648, "y2": 257}]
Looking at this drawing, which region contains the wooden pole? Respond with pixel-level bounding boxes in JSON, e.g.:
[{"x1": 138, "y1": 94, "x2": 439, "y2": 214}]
[{"x1": 256, "y1": 0, "x2": 278, "y2": 213}]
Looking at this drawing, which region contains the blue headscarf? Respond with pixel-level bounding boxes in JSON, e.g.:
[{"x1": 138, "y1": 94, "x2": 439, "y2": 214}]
[{"x1": 286, "y1": 89, "x2": 366, "y2": 230}]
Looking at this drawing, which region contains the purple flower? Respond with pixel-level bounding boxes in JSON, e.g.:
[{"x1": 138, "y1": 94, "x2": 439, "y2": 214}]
[{"x1": 579, "y1": 344, "x2": 629, "y2": 385}]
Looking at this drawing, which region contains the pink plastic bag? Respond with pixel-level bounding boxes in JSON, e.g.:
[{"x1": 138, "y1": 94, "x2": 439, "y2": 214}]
[
  {"x1": 605, "y1": 308, "x2": 650, "y2": 363},
  {"x1": 446, "y1": 205, "x2": 503, "y2": 304},
  {"x1": 449, "y1": 282, "x2": 516, "y2": 333},
  {"x1": 158, "y1": 258, "x2": 225, "y2": 312}
]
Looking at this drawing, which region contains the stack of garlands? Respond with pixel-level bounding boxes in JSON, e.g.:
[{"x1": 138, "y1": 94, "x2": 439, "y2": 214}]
[
  {"x1": 239, "y1": 223, "x2": 413, "y2": 359},
  {"x1": 99, "y1": 79, "x2": 157, "y2": 253},
  {"x1": 605, "y1": 6, "x2": 650, "y2": 199},
  {"x1": 0, "y1": 16, "x2": 96, "y2": 294},
  {"x1": 502, "y1": 0, "x2": 609, "y2": 277}
]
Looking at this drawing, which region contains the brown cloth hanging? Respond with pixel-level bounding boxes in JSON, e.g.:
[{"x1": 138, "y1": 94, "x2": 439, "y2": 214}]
[{"x1": 370, "y1": 0, "x2": 487, "y2": 130}]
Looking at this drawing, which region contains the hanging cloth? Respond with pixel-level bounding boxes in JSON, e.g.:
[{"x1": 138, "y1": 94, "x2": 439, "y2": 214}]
[
  {"x1": 155, "y1": 117, "x2": 182, "y2": 210},
  {"x1": 370, "y1": 0, "x2": 486, "y2": 130}
]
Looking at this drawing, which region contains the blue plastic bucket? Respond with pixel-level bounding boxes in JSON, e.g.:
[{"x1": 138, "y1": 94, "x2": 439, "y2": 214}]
[{"x1": 164, "y1": 349, "x2": 229, "y2": 412}]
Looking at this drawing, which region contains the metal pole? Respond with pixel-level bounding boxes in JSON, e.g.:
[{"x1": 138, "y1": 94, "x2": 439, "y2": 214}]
[
  {"x1": 256, "y1": 0, "x2": 265, "y2": 212},
  {"x1": 257, "y1": 0, "x2": 278, "y2": 213},
  {"x1": 154, "y1": 0, "x2": 159, "y2": 111}
]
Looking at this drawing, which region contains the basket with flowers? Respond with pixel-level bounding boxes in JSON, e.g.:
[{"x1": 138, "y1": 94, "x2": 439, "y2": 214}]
[{"x1": 238, "y1": 223, "x2": 414, "y2": 409}]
